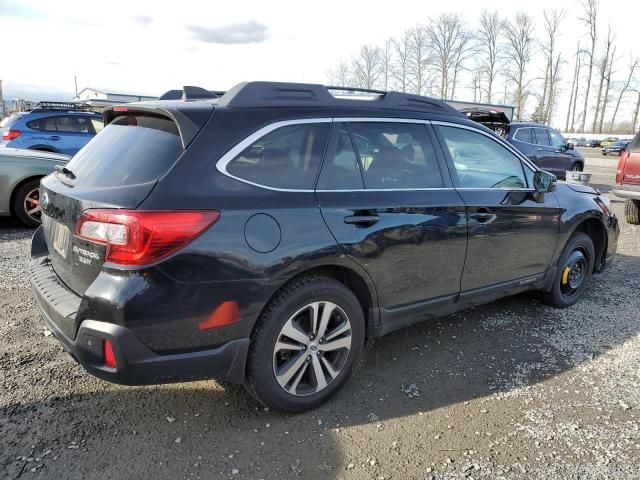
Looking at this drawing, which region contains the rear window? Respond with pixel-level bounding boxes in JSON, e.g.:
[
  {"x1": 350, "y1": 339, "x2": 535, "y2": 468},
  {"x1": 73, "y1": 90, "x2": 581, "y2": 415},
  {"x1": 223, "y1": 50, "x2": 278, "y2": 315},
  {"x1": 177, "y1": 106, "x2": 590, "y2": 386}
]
[
  {"x1": 64, "y1": 114, "x2": 182, "y2": 187},
  {"x1": 0, "y1": 114, "x2": 23, "y2": 128},
  {"x1": 226, "y1": 123, "x2": 330, "y2": 189},
  {"x1": 629, "y1": 132, "x2": 640, "y2": 152}
]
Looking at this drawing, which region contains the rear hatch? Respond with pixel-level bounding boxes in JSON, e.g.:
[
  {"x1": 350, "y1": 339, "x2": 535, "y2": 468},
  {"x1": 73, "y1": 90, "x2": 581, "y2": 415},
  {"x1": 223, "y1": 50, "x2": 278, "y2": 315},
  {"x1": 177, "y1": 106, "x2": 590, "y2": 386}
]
[
  {"x1": 458, "y1": 108, "x2": 510, "y2": 136},
  {"x1": 617, "y1": 132, "x2": 640, "y2": 186},
  {"x1": 40, "y1": 103, "x2": 213, "y2": 295}
]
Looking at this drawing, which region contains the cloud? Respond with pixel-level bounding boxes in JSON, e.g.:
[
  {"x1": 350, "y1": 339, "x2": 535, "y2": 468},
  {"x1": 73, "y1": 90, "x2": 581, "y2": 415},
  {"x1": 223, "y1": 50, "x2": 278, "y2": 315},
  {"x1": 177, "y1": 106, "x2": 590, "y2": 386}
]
[
  {"x1": 133, "y1": 15, "x2": 153, "y2": 26},
  {"x1": 187, "y1": 21, "x2": 269, "y2": 45},
  {"x1": 0, "y1": 1, "x2": 46, "y2": 18}
]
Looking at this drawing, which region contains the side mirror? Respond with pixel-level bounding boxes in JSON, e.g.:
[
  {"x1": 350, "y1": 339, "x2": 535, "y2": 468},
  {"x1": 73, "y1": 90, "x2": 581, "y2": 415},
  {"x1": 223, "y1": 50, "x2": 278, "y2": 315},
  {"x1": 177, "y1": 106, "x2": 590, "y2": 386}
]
[
  {"x1": 566, "y1": 142, "x2": 574, "y2": 150},
  {"x1": 533, "y1": 170, "x2": 556, "y2": 193}
]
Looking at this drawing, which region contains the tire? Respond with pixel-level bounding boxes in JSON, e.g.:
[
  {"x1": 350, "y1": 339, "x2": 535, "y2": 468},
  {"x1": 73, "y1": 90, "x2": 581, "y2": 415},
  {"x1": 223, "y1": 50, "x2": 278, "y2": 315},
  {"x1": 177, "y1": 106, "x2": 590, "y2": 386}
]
[
  {"x1": 539, "y1": 232, "x2": 595, "y2": 308},
  {"x1": 246, "y1": 275, "x2": 365, "y2": 413},
  {"x1": 12, "y1": 179, "x2": 42, "y2": 227},
  {"x1": 570, "y1": 162, "x2": 583, "y2": 172},
  {"x1": 625, "y1": 199, "x2": 640, "y2": 225}
]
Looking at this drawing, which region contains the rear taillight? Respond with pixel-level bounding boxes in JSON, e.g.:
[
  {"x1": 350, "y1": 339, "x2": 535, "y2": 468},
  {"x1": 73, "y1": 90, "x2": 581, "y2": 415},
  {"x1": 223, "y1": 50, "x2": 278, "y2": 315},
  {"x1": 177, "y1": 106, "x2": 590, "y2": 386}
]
[
  {"x1": 104, "y1": 340, "x2": 117, "y2": 369},
  {"x1": 616, "y1": 151, "x2": 629, "y2": 184},
  {"x1": 2, "y1": 129, "x2": 21, "y2": 141},
  {"x1": 76, "y1": 209, "x2": 220, "y2": 266}
]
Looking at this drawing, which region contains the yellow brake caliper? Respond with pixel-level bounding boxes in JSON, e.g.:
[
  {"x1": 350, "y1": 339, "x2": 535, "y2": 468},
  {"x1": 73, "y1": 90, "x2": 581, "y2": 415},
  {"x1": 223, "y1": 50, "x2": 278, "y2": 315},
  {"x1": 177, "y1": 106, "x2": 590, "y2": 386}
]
[{"x1": 562, "y1": 266, "x2": 571, "y2": 285}]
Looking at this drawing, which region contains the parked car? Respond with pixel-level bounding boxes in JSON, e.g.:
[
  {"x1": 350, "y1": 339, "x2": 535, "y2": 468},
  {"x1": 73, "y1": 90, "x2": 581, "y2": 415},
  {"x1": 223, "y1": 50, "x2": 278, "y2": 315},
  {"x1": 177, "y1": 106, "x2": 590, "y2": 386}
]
[
  {"x1": 602, "y1": 140, "x2": 631, "y2": 156},
  {"x1": 504, "y1": 123, "x2": 585, "y2": 179},
  {"x1": 30, "y1": 82, "x2": 619, "y2": 412},
  {"x1": 600, "y1": 137, "x2": 619, "y2": 147},
  {"x1": 0, "y1": 148, "x2": 69, "y2": 226},
  {"x1": 459, "y1": 112, "x2": 584, "y2": 179},
  {"x1": 586, "y1": 138, "x2": 602, "y2": 147},
  {"x1": 613, "y1": 131, "x2": 640, "y2": 224},
  {"x1": 573, "y1": 137, "x2": 589, "y2": 147},
  {"x1": 0, "y1": 102, "x2": 103, "y2": 156}
]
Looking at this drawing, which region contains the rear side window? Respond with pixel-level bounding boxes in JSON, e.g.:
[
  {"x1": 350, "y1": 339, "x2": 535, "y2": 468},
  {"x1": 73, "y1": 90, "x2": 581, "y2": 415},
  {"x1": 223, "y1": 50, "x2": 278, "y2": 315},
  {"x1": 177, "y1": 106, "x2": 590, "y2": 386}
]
[
  {"x1": 27, "y1": 119, "x2": 42, "y2": 130},
  {"x1": 317, "y1": 124, "x2": 364, "y2": 190},
  {"x1": 65, "y1": 114, "x2": 183, "y2": 187},
  {"x1": 534, "y1": 128, "x2": 550, "y2": 146},
  {"x1": 226, "y1": 123, "x2": 330, "y2": 190},
  {"x1": 54, "y1": 116, "x2": 93, "y2": 133},
  {"x1": 514, "y1": 128, "x2": 534, "y2": 143},
  {"x1": 348, "y1": 122, "x2": 444, "y2": 189}
]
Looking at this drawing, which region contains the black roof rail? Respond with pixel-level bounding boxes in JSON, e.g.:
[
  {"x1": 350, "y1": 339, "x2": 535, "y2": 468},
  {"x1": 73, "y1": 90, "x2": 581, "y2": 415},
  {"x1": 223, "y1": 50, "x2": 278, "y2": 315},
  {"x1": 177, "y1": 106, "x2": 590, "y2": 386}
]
[
  {"x1": 158, "y1": 86, "x2": 223, "y2": 101},
  {"x1": 216, "y1": 81, "x2": 461, "y2": 115},
  {"x1": 32, "y1": 101, "x2": 93, "y2": 112}
]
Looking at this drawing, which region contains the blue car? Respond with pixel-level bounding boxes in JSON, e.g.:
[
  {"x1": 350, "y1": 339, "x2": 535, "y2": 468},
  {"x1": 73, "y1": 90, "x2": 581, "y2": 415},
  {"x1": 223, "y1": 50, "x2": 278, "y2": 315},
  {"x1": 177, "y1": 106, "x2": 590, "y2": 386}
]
[{"x1": 0, "y1": 102, "x2": 103, "y2": 156}]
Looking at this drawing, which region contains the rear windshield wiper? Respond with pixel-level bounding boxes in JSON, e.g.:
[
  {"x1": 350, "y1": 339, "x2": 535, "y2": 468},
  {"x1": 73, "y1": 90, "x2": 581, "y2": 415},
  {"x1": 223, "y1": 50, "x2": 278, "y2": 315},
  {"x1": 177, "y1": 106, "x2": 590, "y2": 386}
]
[{"x1": 55, "y1": 165, "x2": 76, "y2": 180}]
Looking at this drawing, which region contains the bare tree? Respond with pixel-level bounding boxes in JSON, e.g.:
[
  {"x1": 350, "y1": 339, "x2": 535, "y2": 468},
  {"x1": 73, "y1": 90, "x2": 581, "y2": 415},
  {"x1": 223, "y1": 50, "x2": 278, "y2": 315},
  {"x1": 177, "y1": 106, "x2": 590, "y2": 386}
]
[
  {"x1": 477, "y1": 10, "x2": 502, "y2": 103},
  {"x1": 535, "y1": 9, "x2": 565, "y2": 124},
  {"x1": 632, "y1": 90, "x2": 640, "y2": 133},
  {"x1": 565, "y1": 43, "x2": 583, "y2": 132},
  {"x1": 610, "y1": 56, "x2": 638, "y2": 129},
  {"x1": 598, "y1": 43, "x2": 617, "y2": 132},
  {"x1": 579, "y1": 0, "x2": 598, "y2": 132},
  {"x1": 501, "y1": 12, "x2": 535, "y2": 120},
  {"x1": 353, "y1": 45, "x2": 383, "y2": 89},
  {"x1": 327, "y1": 61, "x2": 352, "y2": 87},
  {"x1": 380, "y1": 39, "x2": 393, "y2": 91},
  {"x1": 425, "y1": 13, "x2": 473, "y2": 100},
  {"x1": 392, "y1": 30, "x2": 413, "y2": 92},
  {"x1": 592, "y1": 26, "x2": 614, "y2": 132},
  {"x1": 450, "y1": 28, "x2": 475, "y2": 99},
  {"x1": 408, "y1": 26, "x2": 430, "y2": 95}
]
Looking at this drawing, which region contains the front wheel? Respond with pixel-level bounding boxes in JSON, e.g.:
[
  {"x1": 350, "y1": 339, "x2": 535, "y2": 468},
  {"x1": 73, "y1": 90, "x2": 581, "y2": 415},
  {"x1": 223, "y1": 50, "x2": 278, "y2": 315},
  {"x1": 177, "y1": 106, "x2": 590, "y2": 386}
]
[
  {"x1": 539, "y1": 232, "x2": 595, "y2": 308},
  {"x1": 246, "y1": 275, "x2": 365, "y2": 413},
  {"x1": 625, "y1": 199, "x2": 640, "y2": 225}
]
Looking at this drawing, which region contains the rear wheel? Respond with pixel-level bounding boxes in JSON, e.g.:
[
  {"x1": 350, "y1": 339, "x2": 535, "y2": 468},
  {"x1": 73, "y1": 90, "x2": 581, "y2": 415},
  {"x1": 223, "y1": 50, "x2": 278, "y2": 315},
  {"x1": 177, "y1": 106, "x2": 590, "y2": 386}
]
[
  {"x1": 625, "y1": 199, "x2": 640, "y2": 225},
  {"x1": 246, "y1": 275, "x2": 365, "y2": 412},
  {"x1": 539, "y1": 232, "x2": 595, "y2": 308},
  {"x1": 570, "y1": 162, "x2": 583, "y2": 171},
  {"x1": 13, "y1": 179, "x2": 42, "y2": 227}
]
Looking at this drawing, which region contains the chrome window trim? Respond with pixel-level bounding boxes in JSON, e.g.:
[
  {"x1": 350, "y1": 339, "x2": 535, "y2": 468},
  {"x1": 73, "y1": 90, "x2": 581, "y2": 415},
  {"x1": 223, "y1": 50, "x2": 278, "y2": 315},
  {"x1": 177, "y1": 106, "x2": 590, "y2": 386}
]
[
  {"x1": 215, "y1": 117, "x2": 540, "y2": 193},
  {"x1": 333, "y1": 117, "x2": 428, "y2": 124},
  {"x1": 430, "y1": 120, "x2": 539, "y2": 175},
  {"x1": 215, "y1": 118, "x2": 332, "y2": 193},
  {"x1": 316, "y1": 187, "x2": 455, "y2": 193}
]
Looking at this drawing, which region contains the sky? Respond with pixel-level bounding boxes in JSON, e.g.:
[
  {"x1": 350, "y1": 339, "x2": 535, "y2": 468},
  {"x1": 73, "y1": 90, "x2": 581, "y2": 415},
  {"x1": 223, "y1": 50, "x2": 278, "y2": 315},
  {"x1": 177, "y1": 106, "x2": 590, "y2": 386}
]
[{"x1": 0, "y1": 0, "x2": 638, "y2": 130}]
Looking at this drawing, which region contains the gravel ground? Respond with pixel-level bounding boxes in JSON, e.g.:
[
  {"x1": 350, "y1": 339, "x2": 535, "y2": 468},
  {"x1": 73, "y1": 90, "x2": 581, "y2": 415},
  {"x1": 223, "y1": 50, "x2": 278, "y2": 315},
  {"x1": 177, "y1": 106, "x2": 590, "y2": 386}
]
[{"x1": 1, "y1": 160, "x2": 639, "y2": 480}]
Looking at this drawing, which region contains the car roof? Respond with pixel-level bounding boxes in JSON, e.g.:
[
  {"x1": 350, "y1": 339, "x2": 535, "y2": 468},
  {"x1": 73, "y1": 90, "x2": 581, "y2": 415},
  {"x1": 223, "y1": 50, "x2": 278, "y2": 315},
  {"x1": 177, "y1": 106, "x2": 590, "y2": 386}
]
[{"x1": 509, "y1": 122, "x2": 554, "y2": 129}]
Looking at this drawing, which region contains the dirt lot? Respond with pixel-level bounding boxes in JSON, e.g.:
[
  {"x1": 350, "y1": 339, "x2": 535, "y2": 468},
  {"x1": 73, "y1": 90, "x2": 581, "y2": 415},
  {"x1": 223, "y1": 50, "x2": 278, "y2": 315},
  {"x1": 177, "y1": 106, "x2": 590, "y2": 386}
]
[{"x1": 1, "y1": 154, "x2": 639, "y2": 480}]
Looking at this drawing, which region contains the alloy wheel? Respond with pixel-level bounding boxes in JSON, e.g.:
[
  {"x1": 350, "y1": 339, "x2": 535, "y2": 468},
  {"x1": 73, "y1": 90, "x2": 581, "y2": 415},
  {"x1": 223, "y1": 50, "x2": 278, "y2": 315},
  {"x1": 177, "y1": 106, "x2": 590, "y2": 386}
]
[
  {"x1": 23, "y1": 188, "x2": 41, "y2": 223},
  {"x1": 272, "y1": 301, "x2": 352, "y2": 396}
]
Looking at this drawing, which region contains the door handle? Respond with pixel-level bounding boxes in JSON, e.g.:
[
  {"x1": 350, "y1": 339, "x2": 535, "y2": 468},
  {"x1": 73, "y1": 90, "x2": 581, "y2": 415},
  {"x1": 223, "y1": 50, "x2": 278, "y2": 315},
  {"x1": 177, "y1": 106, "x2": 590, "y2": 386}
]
[
  {"x1": 48, "y1": 136, "x2": 61, "y2": 141},
  {"x1": 469, "y1": 211, "x2": 496, "y2": 224},
  {"x1": 344, "y1": 214, "x2": 380, "y2": 227}
]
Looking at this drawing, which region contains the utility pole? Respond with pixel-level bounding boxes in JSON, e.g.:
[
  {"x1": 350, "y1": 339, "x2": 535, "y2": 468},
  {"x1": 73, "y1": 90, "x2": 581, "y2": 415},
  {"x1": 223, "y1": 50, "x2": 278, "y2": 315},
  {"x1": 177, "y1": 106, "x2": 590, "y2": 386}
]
[{"x1": 74, "y1": 76, "x2": 78, "y2": 97}]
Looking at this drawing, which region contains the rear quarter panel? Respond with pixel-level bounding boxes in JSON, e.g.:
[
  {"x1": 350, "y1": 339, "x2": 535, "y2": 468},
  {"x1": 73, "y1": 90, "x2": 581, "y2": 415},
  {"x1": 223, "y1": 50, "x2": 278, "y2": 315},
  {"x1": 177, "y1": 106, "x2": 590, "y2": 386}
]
[{"x1": 0, "y1": 155, "x2": 66, "y2": 215}]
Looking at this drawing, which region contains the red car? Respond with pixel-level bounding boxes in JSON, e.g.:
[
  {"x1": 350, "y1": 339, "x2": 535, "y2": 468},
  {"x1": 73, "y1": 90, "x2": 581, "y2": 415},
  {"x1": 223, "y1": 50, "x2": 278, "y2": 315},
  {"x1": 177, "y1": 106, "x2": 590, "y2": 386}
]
[{"x1": 614, "y1": 131, "x2": 640, "y2": 224}]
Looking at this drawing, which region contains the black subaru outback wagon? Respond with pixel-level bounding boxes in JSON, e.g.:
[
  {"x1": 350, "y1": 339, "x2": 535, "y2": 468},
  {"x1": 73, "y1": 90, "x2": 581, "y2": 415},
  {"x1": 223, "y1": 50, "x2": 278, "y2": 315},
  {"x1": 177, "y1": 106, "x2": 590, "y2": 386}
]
[{"x1": 31, "y1": 82, "x2": 619, "y2": 412}]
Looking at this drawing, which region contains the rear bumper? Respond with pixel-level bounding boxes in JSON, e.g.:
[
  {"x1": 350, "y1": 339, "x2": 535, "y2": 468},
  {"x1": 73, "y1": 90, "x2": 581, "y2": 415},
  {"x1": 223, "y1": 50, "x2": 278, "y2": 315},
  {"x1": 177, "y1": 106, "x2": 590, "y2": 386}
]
[
  {"x1": 613, "y1": 185, "x2": 640, "y2": 200},
  {"x1": 30, "y1": 255, "x2": 249, "y2": 386}
]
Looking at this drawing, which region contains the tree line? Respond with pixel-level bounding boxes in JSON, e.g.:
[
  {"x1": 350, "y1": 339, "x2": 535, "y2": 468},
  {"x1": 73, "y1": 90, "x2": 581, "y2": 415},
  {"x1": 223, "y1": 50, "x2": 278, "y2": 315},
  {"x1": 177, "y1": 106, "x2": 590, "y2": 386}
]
[{"x1": 327, "y1": 0, "x2": 639, "y2": 134}]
